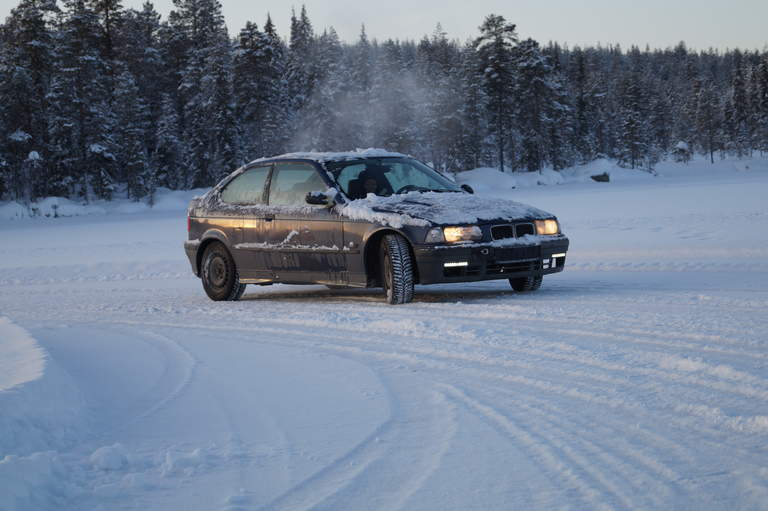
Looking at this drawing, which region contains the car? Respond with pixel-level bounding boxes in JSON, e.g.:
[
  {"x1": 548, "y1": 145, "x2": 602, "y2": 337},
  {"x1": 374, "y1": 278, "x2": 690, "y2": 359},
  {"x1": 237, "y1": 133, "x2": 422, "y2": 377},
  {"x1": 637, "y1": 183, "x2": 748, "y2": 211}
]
[{"x1": 184, "y1": 149, "x2": 569, "y2": 304}]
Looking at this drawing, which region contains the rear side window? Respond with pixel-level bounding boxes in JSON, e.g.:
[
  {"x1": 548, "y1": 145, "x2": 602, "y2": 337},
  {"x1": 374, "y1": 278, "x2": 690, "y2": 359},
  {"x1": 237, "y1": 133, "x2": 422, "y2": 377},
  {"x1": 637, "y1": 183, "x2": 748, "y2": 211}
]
[
  {"x1": 268, "y1": 162, "x2": 326, "y2": 206},
  {"x1": 220, "y1": 166, "x2": 269, "y2": 204}
]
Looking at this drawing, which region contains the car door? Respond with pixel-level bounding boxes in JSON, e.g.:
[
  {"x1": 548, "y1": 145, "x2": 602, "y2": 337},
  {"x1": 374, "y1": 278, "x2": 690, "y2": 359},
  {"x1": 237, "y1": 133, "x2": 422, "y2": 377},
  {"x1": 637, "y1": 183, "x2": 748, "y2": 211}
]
[
  {"x1": 265, "y1": 161, "x2": 346, "y2": 283},
  {"x1": 219, "y1": 164, "x2": 272, "y2": 278}
]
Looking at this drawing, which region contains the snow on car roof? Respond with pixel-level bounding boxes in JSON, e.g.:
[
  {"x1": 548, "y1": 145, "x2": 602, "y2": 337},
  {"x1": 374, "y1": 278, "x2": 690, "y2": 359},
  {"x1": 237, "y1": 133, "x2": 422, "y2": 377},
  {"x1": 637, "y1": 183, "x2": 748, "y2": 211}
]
[{"x1": 250, "y1": 148, "x2": 409, "y2": 164}]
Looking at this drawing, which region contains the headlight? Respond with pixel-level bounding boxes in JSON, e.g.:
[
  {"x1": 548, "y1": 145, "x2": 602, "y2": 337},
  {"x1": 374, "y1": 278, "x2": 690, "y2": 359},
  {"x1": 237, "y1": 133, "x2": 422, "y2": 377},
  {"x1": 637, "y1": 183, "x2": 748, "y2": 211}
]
[
  {"x1": 535, "y1": 219, "x2": 560, "y2": 235},
  {"x1": 443, "y1": 225, "x2": 483, "y2": 243}
]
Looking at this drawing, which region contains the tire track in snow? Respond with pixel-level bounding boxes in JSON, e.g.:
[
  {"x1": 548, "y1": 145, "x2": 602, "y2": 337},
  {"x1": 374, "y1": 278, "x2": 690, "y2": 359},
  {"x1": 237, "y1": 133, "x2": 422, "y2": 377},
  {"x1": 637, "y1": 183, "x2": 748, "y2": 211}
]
[
  {"x1": 259, "y1": 378, "x2": 457, "y2": 511},
  {"x1": 119, "y1": 329, "x2": 198, "y2": 429},
  {"x1": 440, "y1": 384, "x2": 622, "y2": 510},
  {"x1": 262, "y1": 310, "x2": 768, "y2": 405},
  {"x1": 183, "y1": 311, "x2": 768, "y2": 409},
  {"x1": 473, "y1": 385, "x2": 683, "y2": 508},
  {"x1": 102, "y1": 318, "x2": 768, "y2": 440}
]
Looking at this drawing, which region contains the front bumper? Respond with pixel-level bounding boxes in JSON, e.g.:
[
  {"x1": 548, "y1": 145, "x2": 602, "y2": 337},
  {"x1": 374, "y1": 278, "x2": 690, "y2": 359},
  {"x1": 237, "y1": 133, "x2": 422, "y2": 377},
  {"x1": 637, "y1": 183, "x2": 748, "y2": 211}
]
[{"x1": 413, "y1": 237, "x2": 569, "y2": 285}]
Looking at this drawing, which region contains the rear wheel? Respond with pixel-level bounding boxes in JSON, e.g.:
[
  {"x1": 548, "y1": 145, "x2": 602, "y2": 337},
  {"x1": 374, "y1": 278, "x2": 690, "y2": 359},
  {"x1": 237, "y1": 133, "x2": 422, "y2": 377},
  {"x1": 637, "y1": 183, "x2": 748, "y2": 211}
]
[
  {"x1": 201, "y1": 241, "x2": 246, "y2": 301},
  {"x1": 380, "y1": 234, "x2": 415, "y2": 304},
  {"x1": 509, "y1": 275, "x2": 543, "y2": 292}
]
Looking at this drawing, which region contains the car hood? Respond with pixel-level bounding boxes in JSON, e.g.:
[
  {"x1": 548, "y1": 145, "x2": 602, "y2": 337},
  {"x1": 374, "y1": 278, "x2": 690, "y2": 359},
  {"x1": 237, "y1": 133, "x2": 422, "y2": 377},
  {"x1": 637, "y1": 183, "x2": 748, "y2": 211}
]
[{"x1": 338, "y1": 191, "x2": 554, "y2": 228}]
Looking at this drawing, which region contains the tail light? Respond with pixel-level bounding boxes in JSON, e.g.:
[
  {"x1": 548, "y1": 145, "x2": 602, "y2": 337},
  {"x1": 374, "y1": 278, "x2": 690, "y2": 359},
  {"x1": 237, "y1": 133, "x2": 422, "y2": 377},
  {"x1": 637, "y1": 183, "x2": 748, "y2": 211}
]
[{"x1": 187, "y1": 215, "x2": 191, "y2": 232}]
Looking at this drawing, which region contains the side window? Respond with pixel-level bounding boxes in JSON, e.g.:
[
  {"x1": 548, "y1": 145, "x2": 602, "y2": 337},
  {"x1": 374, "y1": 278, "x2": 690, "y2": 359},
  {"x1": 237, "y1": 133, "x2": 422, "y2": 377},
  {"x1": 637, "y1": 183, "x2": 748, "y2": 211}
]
[
  {"x1": 268, "y1": 162, "x2": 327, "y2": 206},
  {"x1": 220, "y1": 166, "x2": 269, "y2": 204},
  {"x1": 335, "y1": 163, "x2": 365, "y2": 193}
]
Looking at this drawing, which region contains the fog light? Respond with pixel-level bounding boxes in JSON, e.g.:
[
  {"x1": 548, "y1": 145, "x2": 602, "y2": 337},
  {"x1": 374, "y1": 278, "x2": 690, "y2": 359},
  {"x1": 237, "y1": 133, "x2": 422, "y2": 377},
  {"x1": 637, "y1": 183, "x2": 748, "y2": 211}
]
[
  {"x1": 444, "y1": 261, "x2": 469, "y2": 268},
  {"x1": 552, "y1": 253, "x2": 566, "y2": 258}
]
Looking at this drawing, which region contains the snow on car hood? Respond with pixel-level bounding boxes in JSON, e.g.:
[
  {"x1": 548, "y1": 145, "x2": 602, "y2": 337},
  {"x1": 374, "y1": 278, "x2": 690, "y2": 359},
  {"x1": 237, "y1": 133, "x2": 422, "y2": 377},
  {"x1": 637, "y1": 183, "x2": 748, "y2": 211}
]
[{"x1": 338, "y1": 191, "x2": 554, "y2": 228}]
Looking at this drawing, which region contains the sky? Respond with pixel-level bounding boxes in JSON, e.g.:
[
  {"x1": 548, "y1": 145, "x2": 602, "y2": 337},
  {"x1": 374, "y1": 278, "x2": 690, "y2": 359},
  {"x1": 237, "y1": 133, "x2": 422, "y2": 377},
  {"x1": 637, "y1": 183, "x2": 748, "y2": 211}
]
[{"x1": 1, "y1": 0, "x2": 767, "y2": 51}]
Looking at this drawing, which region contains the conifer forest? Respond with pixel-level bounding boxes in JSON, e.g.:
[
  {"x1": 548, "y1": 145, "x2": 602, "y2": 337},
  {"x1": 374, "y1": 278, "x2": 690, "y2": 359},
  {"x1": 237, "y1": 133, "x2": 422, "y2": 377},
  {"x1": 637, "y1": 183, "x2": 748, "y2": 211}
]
[{"x1": 2, "y1": 0, "x2": 767, "y2": 203}]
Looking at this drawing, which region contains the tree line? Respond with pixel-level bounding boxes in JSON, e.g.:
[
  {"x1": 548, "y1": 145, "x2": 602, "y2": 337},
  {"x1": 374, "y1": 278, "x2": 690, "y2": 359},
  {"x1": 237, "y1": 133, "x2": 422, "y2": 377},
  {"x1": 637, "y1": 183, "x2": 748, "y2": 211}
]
[{"x1": 1, "y1": 0, "x2": 767, "y2": 203}]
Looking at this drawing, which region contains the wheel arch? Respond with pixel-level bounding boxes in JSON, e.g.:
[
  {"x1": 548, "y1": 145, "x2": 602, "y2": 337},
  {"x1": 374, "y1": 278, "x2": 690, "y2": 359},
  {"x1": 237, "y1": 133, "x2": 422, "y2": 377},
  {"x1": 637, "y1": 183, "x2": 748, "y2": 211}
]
[
  {"x1": 362, "y1": 228, "x2": 419, "y2": 287},
  {"x1": 195, "y1": 230, "x2": 231, "y2": 275}
]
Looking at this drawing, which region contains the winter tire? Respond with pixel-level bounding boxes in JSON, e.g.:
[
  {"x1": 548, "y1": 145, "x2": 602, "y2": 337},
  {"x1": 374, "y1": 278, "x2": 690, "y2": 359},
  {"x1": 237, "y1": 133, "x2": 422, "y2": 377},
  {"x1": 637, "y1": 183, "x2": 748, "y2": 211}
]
[
  {"x1": 201, "y1": 241, "x2": 246, "y2": 301},
  {"x1": 380, "y1": 234, "x2": 415, "y2": 305},
  {"x1": 509, "y1": 275, "x2": 543, "y2": 292}
]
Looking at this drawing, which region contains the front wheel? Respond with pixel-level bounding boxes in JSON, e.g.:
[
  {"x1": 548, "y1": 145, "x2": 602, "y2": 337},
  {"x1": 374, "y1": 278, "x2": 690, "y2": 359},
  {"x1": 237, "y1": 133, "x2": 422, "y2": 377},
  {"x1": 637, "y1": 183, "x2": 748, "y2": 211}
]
[
  {"x1": 201, "y1": 241, "x2": 246, "y2": 301},
  {"x1": 380, "y1": 234, "x2": 415, "y2": 304},
  {"x1": 509, "y1": 275, "x2": 543, "y2": 292}
]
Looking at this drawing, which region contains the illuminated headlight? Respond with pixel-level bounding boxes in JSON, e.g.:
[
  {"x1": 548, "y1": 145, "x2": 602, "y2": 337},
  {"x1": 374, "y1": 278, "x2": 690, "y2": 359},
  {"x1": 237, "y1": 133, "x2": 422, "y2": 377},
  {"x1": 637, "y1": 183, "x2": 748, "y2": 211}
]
[
  {"x1": 443, "y1": 225, "x2": 483, "y2": 243},
  {"x1": 535, "y1": 219, "x2": 560, "y2": 235}
]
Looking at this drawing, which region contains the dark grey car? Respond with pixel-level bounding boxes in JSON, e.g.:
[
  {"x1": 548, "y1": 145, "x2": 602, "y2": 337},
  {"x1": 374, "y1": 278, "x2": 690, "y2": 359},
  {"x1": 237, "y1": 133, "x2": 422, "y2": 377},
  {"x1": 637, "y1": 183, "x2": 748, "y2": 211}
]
[{"x1": 184, "y1": 150, "x2": 569, "y2": 304}]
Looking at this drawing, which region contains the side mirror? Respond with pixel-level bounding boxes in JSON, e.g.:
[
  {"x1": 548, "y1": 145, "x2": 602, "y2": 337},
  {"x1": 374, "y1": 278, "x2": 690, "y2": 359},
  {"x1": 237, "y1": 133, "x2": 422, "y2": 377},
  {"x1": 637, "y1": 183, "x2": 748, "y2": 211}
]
[
  {"x1": 461, "y1": 184, "x2": 474, "y2": 194},
  {"x1": 305, "y1": 191, "x2": 332, "y2": 206}
]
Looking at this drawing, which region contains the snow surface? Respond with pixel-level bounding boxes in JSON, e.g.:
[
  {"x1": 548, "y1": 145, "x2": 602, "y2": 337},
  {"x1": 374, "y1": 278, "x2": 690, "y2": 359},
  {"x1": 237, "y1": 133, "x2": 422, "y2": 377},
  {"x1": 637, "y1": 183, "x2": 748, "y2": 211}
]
[{"x1": 1, "y1": 155, "x2": 768, "y2": 510}]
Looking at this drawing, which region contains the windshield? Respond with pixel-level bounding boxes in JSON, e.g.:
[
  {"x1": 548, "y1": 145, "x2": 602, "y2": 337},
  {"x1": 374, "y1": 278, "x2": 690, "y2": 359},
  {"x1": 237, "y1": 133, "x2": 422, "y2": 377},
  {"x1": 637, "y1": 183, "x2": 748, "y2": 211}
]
[{"x1": 325, "y1": 157, "x2": 463, "y2": 199}]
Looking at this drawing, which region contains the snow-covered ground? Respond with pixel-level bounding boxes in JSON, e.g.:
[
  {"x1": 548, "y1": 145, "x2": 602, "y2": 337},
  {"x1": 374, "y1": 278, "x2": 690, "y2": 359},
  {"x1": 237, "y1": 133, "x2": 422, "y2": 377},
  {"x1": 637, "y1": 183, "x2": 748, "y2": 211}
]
[{"x1": 1, "y1": 156, "x2": 768, "y2": 510}]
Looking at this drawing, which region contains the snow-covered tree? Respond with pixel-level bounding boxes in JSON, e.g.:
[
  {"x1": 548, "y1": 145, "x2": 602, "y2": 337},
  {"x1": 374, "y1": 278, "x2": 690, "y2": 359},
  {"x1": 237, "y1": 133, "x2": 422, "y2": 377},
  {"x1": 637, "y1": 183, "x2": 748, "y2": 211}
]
[
  {"x1": 474, "y1": 14, "x2": 518, "y2": 172},
  {"x1": 48, "y1": 0, "x2": 117, "y2": 200}
]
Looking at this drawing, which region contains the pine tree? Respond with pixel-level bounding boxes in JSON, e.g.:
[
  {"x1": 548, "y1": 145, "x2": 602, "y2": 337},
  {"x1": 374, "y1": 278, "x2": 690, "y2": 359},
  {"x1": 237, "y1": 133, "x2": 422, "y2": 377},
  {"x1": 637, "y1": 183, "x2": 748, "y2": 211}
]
[
  {"x1": 260, "y1": 14, "x2": 290, "y2": 156},
  {"x1": 116, "y1": 2, "x2": 163, "y2": 136},
  {"x1": 113, "y1": 67, "x2": 152, "y2": 199},
  {"x1": 754, "y1": 57, "x2": 768, "y2": 153},
  {"x1": 615, "y1": 73, "x2": 648, "y2": 169},
  {"x1": 286, "y1": 5, "x2": 316, "y2": 117},
  {"x1": 455, "y1": 43, "x2": 488, "y2": 170},
  {"x1": 48, "y1": 0, "x2": 117, "y2": 200},
  {"x1": 474, "y1": 14, "x2": 518, "y2": 171},
  {"x1": 299, "y1": 27, "x2": 350, "y2": 150},
  {"x1": 0, "y1": 0, "x2": 58, "y2": 200},
  {"x1": 513, "y1": 38, "x2": 571, "y2": 172},
  {"x1": 170, "y1": 0, "x2": 235, "y2": 187},
  {"x1": 153, "y1": 93, "x2": 185, "y2": 189},
  {"x1": 724, "y1": 53, "x2": 750, "y2": 156},
  {"x1": 369, "y1": 39, "x2": 416, "y2": 154},
  {"x1": 695, "y1": 81, "x2": 721, "y2": 163},
  {"x1": 567, "y1": 47, "x2": 598, "y2": 163}
]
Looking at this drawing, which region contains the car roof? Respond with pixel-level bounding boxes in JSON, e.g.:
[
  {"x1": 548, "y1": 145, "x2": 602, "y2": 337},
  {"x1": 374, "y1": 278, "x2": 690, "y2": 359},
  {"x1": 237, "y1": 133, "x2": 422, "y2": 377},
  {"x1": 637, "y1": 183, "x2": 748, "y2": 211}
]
[{"x1": 247, "y1": 148, "x2": 410, "y2": 166}]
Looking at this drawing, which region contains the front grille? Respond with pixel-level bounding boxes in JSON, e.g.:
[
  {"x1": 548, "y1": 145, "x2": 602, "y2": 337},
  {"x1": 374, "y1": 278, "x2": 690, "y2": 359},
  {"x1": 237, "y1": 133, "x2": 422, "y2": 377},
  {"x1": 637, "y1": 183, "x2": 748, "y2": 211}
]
[
  {"x1": 491, "y1": 225, "x2": 514, "y2": 240},
  {"x1": 516, "y1": 223, "x2": 535, "y2": 236},
  {"x1": 491, "y1": 222, "x2": 535, "y2": 240}
]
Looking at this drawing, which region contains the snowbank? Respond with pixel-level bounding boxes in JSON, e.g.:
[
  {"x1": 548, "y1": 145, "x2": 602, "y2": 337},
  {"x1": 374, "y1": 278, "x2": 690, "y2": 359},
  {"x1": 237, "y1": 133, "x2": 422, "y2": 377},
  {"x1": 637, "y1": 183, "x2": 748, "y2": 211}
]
[
  {"x1": 0, "y1": 317, "x2": 46, "y2": 392},
  {"x1": 0, "y1": 187, "x2": 206, "y2": 221},
  {"x1": 0, "y1": 319, "x2": 87, "y2": 458},
  {"x1": 0, "y1": 451, "x2": 72, "y2": 511},
  {"x1": 456, "y1": 155, "x2": 768, "y2": 192}
]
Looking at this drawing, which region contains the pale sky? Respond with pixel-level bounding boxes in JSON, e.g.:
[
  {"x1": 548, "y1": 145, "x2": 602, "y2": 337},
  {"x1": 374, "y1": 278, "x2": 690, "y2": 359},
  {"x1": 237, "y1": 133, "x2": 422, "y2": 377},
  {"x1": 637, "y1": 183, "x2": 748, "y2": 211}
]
[{"x1": 2, "y1": 0, "x2": 767, "y2": 51}]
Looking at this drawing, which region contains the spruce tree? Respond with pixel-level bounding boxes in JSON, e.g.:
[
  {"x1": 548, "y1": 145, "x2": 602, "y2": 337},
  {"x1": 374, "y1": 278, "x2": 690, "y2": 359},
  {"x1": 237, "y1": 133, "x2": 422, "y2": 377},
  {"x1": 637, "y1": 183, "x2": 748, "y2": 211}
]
[
  {"x1": 0, "y1": 0, "x2": 58, "y2": 200},
  {"x1": 474, "y1": 14, "x2": 517, "y2": 172},
  {"x1": 113, "y1": 68, "x2": 151, "y2": 199},
  {"x1": 48, "y1": 0, "x2": 117, "y2": 200}
]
